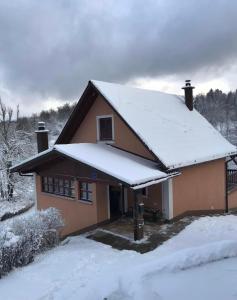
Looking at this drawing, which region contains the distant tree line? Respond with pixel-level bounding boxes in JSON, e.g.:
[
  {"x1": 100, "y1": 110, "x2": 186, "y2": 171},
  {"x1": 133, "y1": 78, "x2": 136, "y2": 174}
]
[{"x1": 195, "y1": 89, "x2": 237, "y2": 144}]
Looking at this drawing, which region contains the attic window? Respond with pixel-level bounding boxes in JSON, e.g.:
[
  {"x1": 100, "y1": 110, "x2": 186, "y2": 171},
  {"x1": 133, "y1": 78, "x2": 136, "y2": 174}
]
[{"x1": 97, "y1": 115, "x2": 114, "y2": 142}]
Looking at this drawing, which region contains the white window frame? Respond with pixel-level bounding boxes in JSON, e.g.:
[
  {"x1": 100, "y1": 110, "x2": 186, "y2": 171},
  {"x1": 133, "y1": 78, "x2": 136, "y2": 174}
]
[{"x1": 96, "y1": 114, "x2": 114, "y2": 143}]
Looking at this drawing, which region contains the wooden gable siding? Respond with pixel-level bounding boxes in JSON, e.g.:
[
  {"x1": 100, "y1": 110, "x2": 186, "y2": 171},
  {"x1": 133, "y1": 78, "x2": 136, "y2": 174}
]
[
  {"x1": 35, "y1": 156, "x2": 125, "y2": 186},
  {"x1": 70, "y1": 95, "x2": 155, "y2": 161}
]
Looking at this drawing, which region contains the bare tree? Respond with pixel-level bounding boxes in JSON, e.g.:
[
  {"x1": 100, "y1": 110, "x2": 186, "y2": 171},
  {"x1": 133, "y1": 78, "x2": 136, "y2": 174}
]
[{"x1": 0, "y1": 98, "x2": 34, "y2": 201}]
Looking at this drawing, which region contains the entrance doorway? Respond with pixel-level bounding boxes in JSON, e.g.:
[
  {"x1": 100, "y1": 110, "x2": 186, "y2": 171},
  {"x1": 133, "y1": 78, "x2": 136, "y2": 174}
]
[{"x1": 109, "y1": 186, "x2": 122, "y2": 219}]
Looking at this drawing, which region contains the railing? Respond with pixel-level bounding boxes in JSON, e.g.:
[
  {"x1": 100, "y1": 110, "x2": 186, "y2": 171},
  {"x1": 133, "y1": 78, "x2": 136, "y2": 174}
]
[{"x1": 227, "y1": 169, "x2": 237, "y2": 188}]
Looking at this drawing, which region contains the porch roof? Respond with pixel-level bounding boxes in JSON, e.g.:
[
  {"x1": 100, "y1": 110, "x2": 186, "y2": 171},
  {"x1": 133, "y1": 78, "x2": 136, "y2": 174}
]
[{"x1": 11, "y1": 143, "x2": 178, "y2": 188}]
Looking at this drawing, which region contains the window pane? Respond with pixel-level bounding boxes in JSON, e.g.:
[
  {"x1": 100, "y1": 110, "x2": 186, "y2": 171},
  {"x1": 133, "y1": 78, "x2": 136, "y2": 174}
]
[
  {"x1": 64, "y1": 187, "x2": 70, "y2": 196},
  {"x1": 71, "y1": 188, "x2": 75, "y2": 198},
  {"x1": 59, "y1": 186, "x2": 64, "y2": 195},
  {"x1": 88, "y1": 192, "x2": 93, "y2": 201},
  {"x1": 80, "y1": 182, "x2": 87, "y2": 190},
  {"x1": 99, "y1": 117, "x2": 112, "y2": 141},
  {"x1": 54, "y1": 184, "x2": 59, "y2": 194},
  {"x1": 81, "y1": 191, "x2": 87, "y2": 200},
  {"x1": 43, "y1": 184, "x2": 48, "y2": 192},
  {"x1": 87, "y1": 183, "x2": 92, "y2": 192},
  {"x1": 41, "y1": 176, "x2": 75, "y2": 198},
  {"x1": 64, "y1": 179, "x2": 69, "y2": 187}
]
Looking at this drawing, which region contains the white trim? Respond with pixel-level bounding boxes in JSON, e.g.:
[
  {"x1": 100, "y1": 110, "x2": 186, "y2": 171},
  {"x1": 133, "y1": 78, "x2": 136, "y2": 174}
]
[
  {"x1": 168, "y1": 178, "x2": 173, "y2": 219},
  {"x1": 162, "y1": 178, "x2": 173, "y2": 220},
  {"x1": 107, "y1": 185, "x2": 110, "y2": 219},
  {"x1": 96, "y1": 114, "x2": 115, "y2": 143}
]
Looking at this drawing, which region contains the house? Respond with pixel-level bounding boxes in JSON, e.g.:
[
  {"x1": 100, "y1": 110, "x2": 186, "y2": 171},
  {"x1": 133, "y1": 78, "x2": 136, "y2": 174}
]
[{"x1": 11, "y1": 80, "x2": 237, "y2": 240}]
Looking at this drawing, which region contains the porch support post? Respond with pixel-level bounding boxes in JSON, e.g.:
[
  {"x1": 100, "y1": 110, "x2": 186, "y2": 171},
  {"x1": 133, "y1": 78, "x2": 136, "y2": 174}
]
[
  {"x1": 121, "y1": 184, "x2": 125, "y2": 214},
  {"x1": 133, "y1": 189, "x2": 144, "y2": 241},
  {"x1": 225, "y1": 160, "x2": 229, "y2": 213}
]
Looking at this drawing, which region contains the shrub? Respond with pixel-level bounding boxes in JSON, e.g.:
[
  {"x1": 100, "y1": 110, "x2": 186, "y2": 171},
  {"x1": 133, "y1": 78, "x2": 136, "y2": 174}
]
[{"x1": 0, "y1": 208, "x2": 64, "y2": 277}]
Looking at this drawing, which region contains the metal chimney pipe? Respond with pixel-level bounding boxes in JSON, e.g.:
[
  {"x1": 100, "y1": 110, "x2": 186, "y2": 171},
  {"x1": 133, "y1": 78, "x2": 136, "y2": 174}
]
[
  {"x1": 182, "y1": 80, "x2": 195, "y2": 111},
  {"x1": 35, "y1": 121, "x2": 49, "y2": 153}
]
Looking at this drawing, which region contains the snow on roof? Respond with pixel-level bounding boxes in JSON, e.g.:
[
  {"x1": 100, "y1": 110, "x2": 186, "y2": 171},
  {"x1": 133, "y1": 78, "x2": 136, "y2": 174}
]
[
  {"x1": 55, "y1": 143, "x2": 170, "y2": 186},
  {"x1": 12, "y1": 143, "x2": 174, "y2": 187},
  {"x1": 92, "y1": 80, "x2": 237, "y2": 169}
]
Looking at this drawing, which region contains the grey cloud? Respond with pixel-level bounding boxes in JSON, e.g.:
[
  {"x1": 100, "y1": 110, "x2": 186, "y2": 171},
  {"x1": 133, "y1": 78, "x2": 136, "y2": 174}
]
[{"x1": 0, "y1": 0, "x2": 237, "y2": 102}]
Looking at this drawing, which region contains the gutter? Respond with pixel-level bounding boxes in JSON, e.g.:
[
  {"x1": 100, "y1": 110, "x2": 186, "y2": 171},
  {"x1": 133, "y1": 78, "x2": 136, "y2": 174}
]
[
  {"x1": 131, "y1": 171, "x2": 180, "y2": 190},
  {"x1": 19, "y1": 171, "x2": 34, "y2": 177}
]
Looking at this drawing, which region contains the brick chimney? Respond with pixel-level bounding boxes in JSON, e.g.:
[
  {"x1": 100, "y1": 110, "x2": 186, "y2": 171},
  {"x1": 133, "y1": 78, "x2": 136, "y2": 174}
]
[
  {"x1": 182, "y1": 80, "x2": 195, "y2": 111},
  {"x1": 35, "y1": 121, "x2": 49, "y2": 153}
]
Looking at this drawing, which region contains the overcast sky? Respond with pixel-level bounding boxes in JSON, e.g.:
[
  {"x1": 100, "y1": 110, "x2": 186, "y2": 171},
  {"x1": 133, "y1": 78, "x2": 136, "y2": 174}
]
[{"x1": 1, "y1": 0, "x2": 237, "y2": 115}]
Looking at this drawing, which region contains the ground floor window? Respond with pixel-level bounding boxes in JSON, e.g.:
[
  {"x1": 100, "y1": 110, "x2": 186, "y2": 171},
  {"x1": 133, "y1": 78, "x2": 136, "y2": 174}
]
[
  {"x1": 79, "y1": 182, "x2": 93, "y2": 202},
  {"x1": 42, "y1": 176, "x2": 75, "y2": 198}
]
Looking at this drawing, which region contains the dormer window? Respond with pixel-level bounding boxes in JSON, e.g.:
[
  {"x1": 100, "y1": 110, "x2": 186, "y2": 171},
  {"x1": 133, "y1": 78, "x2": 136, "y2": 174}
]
[{"x1": 97, "y1": 115, "x2": 114, "y2": 142}]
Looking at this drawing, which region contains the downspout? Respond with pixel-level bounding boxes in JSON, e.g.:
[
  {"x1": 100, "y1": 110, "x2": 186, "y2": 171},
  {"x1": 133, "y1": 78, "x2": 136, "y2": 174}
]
[{"x1": 225, "y1": 160, "x2": 228, "y2": 213}]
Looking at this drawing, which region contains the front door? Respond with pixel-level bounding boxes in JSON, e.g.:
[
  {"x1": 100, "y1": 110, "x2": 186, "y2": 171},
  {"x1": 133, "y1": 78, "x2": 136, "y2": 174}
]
[{"x1": 109, "y1": 186, "x2": 121, "y2": 219}]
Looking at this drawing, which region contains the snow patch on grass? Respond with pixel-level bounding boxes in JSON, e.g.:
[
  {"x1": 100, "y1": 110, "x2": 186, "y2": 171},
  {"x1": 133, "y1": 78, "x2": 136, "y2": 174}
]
[{"x1": 0, "y1": 198, "x2": 34, "y2": 221}]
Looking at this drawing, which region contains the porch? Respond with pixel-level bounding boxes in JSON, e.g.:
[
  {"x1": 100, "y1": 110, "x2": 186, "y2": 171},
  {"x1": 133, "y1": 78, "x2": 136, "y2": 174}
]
[
  {"x1": 104, "y1": 179, "x2": 174, "y2": 241},
  {"x1": 87, "y1": 215, "x2": 197, "y2": 253}
]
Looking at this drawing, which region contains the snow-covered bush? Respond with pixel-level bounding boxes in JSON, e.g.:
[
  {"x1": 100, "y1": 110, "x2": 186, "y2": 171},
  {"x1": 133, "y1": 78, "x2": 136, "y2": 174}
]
[{"x1": 0, "y1": 208, "x2": 64, "y2": 277}]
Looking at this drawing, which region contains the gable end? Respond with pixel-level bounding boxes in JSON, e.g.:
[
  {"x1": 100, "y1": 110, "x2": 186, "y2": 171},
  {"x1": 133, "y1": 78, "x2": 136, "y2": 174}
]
[{"x1": 56, "y1": 81, "x2": 167, "y2": 170}]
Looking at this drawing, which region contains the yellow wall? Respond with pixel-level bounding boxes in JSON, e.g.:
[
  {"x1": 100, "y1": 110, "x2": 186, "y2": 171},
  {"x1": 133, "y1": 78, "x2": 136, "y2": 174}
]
[
  {"x1": 173, "y1": 159, "x2": 226, "y2": 217},
  {"x1": 36, "y1": 175, "x2": 99, "y2": 236},
  {"x1": 228, "y1": 188, "x2": 237, "y2": 210},
  {"x1": 71, "y1": 95, "x2": 155, "y2": 160}
]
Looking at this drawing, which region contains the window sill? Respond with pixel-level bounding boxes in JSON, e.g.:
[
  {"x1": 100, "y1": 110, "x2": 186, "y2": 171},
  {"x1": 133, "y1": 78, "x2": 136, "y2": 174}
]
[
  {"x1": 41, "y1": 192, "x2": 75, "y2": 201},
  {"x1": 78, "y1": 200, "x2": 93, "y2": 205},
  {"x1": 97, "y1": 140, "x2": 115, "y2": 144}
]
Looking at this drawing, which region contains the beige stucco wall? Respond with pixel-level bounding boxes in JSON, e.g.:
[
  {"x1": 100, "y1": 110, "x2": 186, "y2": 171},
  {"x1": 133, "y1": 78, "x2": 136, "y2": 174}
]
[
  {"x1": 228, "y1": 189, "x2": 237, "y2": 210},
  {"x1": 96, "y1": 183, "x2": 109, "y2": 222},
  {"x1": 173, "y1": 159, "x2": 226, "y2": 217},
  {"x1": 36, "y1": 175, "x2": 98, "y2": 236},
  {"x1": 71, "y1": 95, "x2": 155, "y2": 160}
]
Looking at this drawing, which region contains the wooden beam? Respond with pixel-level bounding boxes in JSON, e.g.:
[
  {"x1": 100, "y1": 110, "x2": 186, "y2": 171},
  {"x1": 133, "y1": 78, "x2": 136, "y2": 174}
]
[
  {"x1": 133, "y1": 189, "x2": 144, "y2": 241},
  {"x1": 121, "y1": 184, "x2": 125, "y2": 214}
]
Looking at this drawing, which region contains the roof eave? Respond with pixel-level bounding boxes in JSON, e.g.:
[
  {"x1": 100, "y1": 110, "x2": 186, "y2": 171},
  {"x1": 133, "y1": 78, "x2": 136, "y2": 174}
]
[{"x1": 166, "y1": 150, "x2": 237, "y2": 170}]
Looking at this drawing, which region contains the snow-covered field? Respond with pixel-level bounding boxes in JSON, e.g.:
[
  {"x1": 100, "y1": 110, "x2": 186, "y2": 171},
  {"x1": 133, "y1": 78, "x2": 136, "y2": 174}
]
[{"x1": 1, "y1": 214, "x2": 237, "y2": 300}]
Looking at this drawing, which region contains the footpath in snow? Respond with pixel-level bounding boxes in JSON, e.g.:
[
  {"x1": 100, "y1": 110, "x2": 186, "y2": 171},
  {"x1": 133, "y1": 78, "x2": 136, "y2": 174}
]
[{"x1": 1, "y1": 215, "x2": 237, "y2": 299}]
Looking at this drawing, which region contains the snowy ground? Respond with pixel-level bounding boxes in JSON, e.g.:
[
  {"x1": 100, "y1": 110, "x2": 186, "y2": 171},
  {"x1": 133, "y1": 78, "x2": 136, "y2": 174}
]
[
  {"x1": 0, "y1": 198, "x2": 34, "y2": 221},
  {"x1": 1, "y1": 215, "x2": 237, "y2": 299}
]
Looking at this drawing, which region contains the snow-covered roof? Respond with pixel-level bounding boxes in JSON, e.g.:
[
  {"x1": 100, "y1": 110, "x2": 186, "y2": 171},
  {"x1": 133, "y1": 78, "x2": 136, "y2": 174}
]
[
  {"x1": 91, "y1": 80, "x2": 237, "y2": 169},
  {"x1": 11, "y1": 143, "x2": 176, "y2": 188}
]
